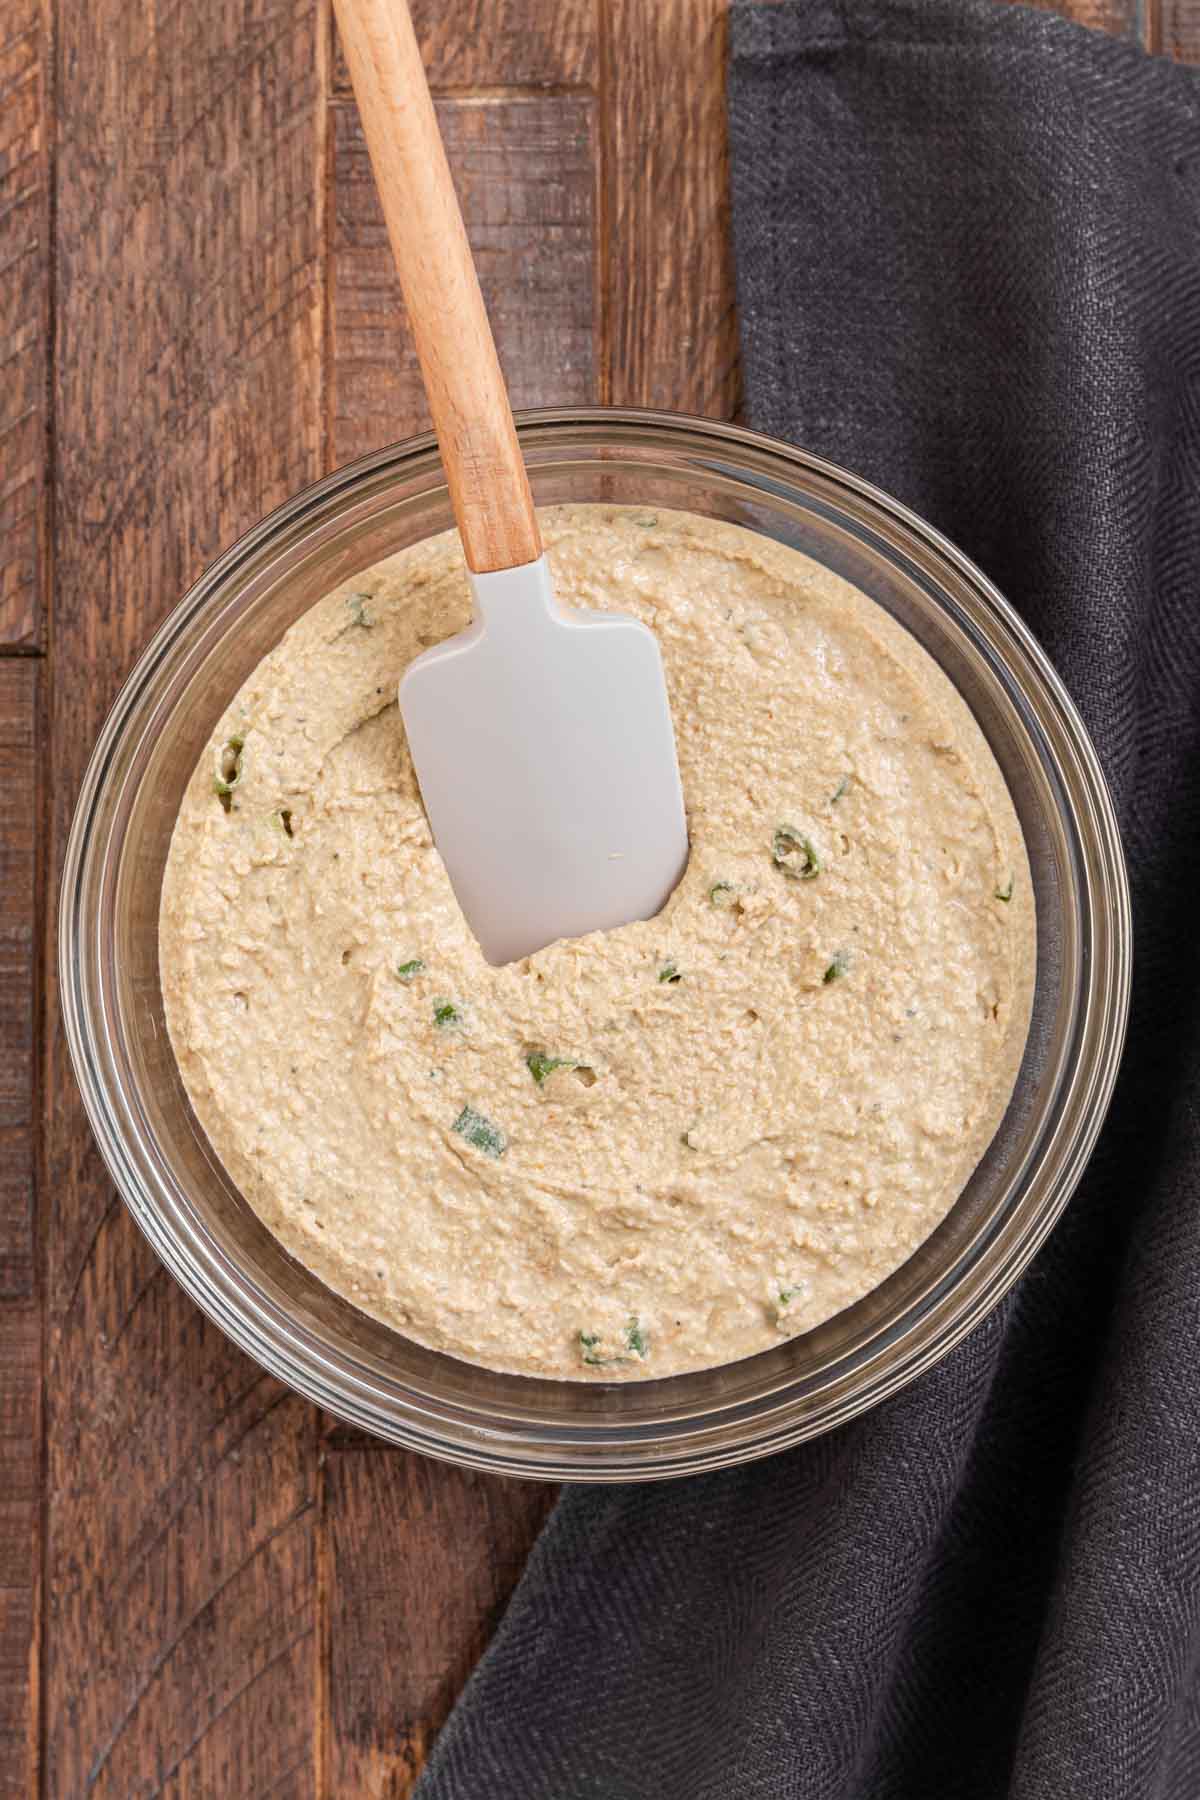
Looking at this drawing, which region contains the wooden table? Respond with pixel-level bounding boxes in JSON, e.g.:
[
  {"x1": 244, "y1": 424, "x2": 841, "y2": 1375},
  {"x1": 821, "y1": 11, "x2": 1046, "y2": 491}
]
[{"x1": 1, "y1": 0, "x2": 1193, "y2": 1792}]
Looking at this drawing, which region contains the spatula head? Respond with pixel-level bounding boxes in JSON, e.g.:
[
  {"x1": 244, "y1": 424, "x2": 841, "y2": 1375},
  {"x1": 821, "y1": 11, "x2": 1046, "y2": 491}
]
[{"x1": 398, "y1": 555, "x2": 688, "y2": 964}]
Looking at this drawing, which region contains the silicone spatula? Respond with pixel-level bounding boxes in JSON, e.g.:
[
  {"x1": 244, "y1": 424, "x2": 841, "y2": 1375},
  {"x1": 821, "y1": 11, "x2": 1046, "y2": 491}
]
[{"x1": 333, "y1": 0, "x2": 688, "y2": 965}]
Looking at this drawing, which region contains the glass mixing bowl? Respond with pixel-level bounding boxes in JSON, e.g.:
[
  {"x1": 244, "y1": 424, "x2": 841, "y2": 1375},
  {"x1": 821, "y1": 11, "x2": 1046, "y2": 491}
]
[{"x1": 60, "y1": 410, "x2": 1131, "y2": 1481}]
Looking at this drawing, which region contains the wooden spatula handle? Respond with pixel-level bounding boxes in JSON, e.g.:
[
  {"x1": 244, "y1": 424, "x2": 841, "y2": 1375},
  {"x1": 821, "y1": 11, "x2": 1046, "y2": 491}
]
[{"x1": 332, "y1": 0, "x2": 541, "y2": 574}]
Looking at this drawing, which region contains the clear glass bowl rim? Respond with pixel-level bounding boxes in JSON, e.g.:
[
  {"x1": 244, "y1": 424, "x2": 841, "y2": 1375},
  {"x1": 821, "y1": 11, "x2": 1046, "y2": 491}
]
[{"x1": 59, "y1": 407, "x2": 1132, "y2": 1482}]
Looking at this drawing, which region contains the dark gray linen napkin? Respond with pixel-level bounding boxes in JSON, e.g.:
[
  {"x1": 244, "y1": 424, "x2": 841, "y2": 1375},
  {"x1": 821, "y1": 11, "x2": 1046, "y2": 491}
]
[{"x1": 415, "y1": 4, "x2": 1200, "y2": 1794}]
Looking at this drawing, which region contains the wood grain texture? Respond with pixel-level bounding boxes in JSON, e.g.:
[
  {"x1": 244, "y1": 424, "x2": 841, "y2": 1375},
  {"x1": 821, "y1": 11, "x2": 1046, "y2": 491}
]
[
  {"x1": 331, "y1": 93, "x2": 596, "y2": 466},
  {"x1": 331, "y1": 0, "x2": 597, "y2": 97},
  {"x1": 332, "y1": 0, "x2": 542, "y2": 572},
  {"x1": 0, "y1": 665, "x2": 36, "y2": 1262},
  {"x1": 602, "y1": 0, "x2": 739, "y2": 416},
  {"x1": 1006, "y1": 0, "x2": 1141, "y2": 32},
  {"x1": 43, "y1": 0, "x2": 324, "y2": 1792},
  {"x1": 0, "y1": 662, "x2": 37, "y2": 1799},
  {"x1": 0, "y1": 1309, "x2": 38, "y2": 1800},
  {"x1": 1158, "y1": 0, "x2": 1200, "y2": 56},
  {"x1": 0, "y1": 0, "x2": 49, "y2": 647},
  {"x1": 325, "y1": 1449, "x2": 557, "y2": 1797}
]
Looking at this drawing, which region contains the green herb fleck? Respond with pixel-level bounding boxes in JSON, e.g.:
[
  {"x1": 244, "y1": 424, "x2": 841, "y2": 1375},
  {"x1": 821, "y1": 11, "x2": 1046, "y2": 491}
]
[
  {"x1": 658, "y1": 962, "x2": 683, "y2": 984},
  {"x1": 995, "y1": 877, "x2": 1014, "y2": 903},
  {"x1": 451, "y1": 1104, "x2": 506, "y2": 1158},
  {"x1": 527, "y1": 1050, "x2": 578, "y2": 1087},
  {"x1": 774, "y1": 1284, "x2": 804, "y2": 1325},
  {"x1": 708, "y1": 881, "x2": 736, "y2": 907},
  {"x1": 579, "y1": 1331, "x2": 613, "y2": 1367},
  {"x1": 396, "y1": 959, "x2": 425, "y2": 982},
  {"x1": 213, "y1": 735, "x2": 246, "y2": 812},
  {"x1": 632, "y1": 512, "x2": 658, "y2": 528},
  {"x1": 577, "y1": 1316, "x2": 649, "y2": 1366},
  {"x1": 773, "y1": 824, "x2": 821, "y2": 880},
  {"x1": 346, "y1": 592, "x2": 374, "y2": 628},
  {"x1": 823, "y1": 949, "x2": 849, "y2": 983},
  {"x1": 433, "y1": 998, "x2": 463, "y2": 1029},
  {"x1": 830, "y1": 775, "x2": 851, "y2": 804}
]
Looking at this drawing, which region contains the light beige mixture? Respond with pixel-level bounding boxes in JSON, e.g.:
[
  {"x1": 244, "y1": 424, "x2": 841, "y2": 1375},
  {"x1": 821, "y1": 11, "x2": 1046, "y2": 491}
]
[{"x1": 160, "y1": 506, "x2": 1034, "y2": 1380}]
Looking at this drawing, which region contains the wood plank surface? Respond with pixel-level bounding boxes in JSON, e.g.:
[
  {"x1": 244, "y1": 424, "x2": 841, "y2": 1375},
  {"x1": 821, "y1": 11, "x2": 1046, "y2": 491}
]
[
  {"x1": 330, "y1": 94, "x2": 597, "y2": 467},
  {"x1": 1014, "y1": 0, "x2": 1141, "y2": 33},
  {"x1": 325, "y1": 1450, "x2": 557, "y2": 1796},
  {"x1": 0, "y1": 1309, "x2": 37, "y2": 1800},
  {"x1": 602, "y1": 0, "x2": 739, "y2": 415},
  {"x1": 0, "y1": 0, "x2": 49, "y2": 647},
  {"x1": 42, "y1": 0, "x2": 325, "y2": 1793},
  {"x1": 331, "y1": 0, "x2": 597, "y2": 97},
  {"x1": 0, "y1": 664, "x2": 36, "y2": 1291},
  {"x1": 1159, "y1": 0, "x2": 1200, "y2": 56},
  {"x1": 0, "y1": 663, "x2": 38, "y2": 1800}
]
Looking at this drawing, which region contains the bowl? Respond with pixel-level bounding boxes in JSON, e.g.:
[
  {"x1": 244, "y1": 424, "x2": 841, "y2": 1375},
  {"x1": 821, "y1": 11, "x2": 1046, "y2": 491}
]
[{"x1": 59, "y1": 409, "x2": 1131, "y2": 1481}]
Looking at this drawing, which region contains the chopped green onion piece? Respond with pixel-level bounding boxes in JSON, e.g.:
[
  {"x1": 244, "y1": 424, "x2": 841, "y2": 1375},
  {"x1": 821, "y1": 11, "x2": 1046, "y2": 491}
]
[
  {"x1": 830, "y1": 776, "x2": 850, "y2": 804},
  {"x1": 658, "y1": 962, "x2": 683, "y2": 984},
  {"x1": 823, "y1": 949, "x2": 849, "y2": 983},
  {"x1": 396, "y1": 959, "x2": 425, "y2": 982},
  {"x1": 213, "y1": 735, "x2": 246, "y2": 812},
  {"x1": 527, "y1": 1051, "x2": 579, "y2": 1087},
  {"x1": 773, "y1": 825, "x2": 821, "y2": 880},
  {"x1": 433, "y1": 998, "x2": 462, "y2": 1029},
  {"x1": 579, "y1": 1330, "x2": 615, "y2": 1367},
  {"x1": 995, "y1": 877, "x2": 1014, "y2": 903},
  {"x1": 708, "y1": 881, "x2": 736, "y2": 907},
  {"x1": 451, "y1": 1104, "x2": 506, "y2": 1158},
  {"x1": 346, "y1": 592, "x2": 374, "y2": 628},
  {"x1": 774, "y1": 1284, "x2": 805, "y2": 1326},
  {"x1": 578, "y1": 1316, "x2": 649, "y2": 1366}
]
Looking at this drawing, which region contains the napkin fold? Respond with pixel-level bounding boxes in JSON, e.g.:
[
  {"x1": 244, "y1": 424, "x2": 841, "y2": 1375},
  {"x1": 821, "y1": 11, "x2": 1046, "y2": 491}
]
[{"x1": 416, "y1": 5, "x2": 1200, "y2": 1794}]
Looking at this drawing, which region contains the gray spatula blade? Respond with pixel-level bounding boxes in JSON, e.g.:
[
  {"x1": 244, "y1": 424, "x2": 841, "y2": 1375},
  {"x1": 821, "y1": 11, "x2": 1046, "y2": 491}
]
[{"x1": 398, "y1": 555, "x2": 688, "y2": 964}]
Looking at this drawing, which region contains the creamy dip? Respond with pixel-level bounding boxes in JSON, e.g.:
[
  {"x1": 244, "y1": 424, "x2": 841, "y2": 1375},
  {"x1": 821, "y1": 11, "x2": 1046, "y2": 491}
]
[{"x1": 160, "y1": 506, "x2": 1034, "y2": 1381}]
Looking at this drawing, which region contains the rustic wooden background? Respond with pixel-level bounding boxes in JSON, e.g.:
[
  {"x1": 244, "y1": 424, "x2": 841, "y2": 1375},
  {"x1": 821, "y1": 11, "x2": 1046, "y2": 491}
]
[{"x1": 0, "y1": 0, "x2": 1195, "y2": 1792}]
